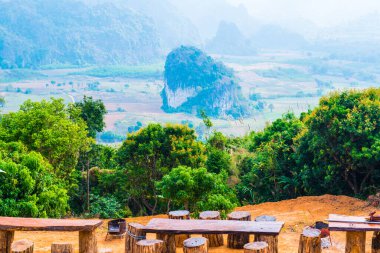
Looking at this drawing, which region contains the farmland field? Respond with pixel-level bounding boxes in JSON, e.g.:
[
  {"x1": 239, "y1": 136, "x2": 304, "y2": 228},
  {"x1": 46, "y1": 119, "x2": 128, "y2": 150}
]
[{"x1": 2, "y1": 50, "x2": 380, "y2": 142}]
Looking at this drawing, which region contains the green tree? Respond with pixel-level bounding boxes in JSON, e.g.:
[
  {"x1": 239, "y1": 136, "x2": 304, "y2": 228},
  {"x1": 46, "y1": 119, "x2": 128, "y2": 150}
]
[
  {"x1": 157, "y1": 166, "x2": 237, "y2": 214},
  {"x1": 0, "y1": 98, "x2": 91, "y2": 180},
  {"x1": 0, "y1": 141, "x2": 69, "y2": 217},
  {"x1": 205, "y1": 132, "x2": 231, "y2": 174},
  {"x1": 72, "y1": 96, "x2": 107, "y2": 138},
  {"x1": 237, "y1": 113, "x2": 304, "y2": 203},
  {"x1": 297, "y1": 88, "x2": 380, "y2": 195},
  {"x1": 116, "y1": 123, "x2": 206, "y2": 215}
]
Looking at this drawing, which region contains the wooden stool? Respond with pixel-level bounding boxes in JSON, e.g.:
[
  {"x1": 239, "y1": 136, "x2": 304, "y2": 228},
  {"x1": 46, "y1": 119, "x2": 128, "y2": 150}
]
[
  {"x1": 298, "y1": 227, "x2": 321, "y2": 253},
  {"x1": 227, "y1": 211, "x2": 251, "y2": 249},
  {"x1": 51, "y1": 242, "x2": 73, "y2": 253},
  {"x1": 244, "y1": 242, "x2": 269, "y2": 253},
  {"x1": 346, "y1": 231, "x2": 365, "y2": 253},
  {"x1": 136, "y1": 239, "x2": 164, "y2": 253},
  {"x1": 169, "y1": 210, "x2": 190, "y2": 247},
  {"x1": 254, "y1": 215, "x2": 278, "y2": 253},
  {"x1": 183, "y1": 237, "x2": 208, "y2": 253},
  {"x1": 11, "y1": 239, "x2": 34, "y2": 253},
  {"x1": 373, "y1": 231, "x2": 380, "y2": 253},
  {"x1": 125, "y1": 223, "x2": 146, "y2": 253},
  {"x1": 99, "y1": 249, "x2": 113, "y2": 253},
  {"x1": 199, "y1": 211, "x2": 224, "y2": 247}
]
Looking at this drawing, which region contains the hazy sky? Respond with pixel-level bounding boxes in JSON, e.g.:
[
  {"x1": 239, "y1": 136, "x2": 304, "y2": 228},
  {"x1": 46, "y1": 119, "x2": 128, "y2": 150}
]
[{"x1": 227, "y1": 0, "x2": 380, "y2": 27}]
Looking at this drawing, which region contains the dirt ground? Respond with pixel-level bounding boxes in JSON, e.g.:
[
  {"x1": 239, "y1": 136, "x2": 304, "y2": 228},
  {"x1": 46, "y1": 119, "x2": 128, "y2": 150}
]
[{"x1": 14, "y1": 195, "x2": 379, "y2": 252}]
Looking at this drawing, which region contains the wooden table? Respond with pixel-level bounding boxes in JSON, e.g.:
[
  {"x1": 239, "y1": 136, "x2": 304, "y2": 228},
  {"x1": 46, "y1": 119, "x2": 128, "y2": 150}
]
[
  {"x1": 328, "y1": 214, "x2": 380, "y2": 253},
  {"x1": 0, "y1": 216, "x2": 102, "y2": 253},
  {"x1": 139, "y1": 218, "x2": 284, "y2": 253}
]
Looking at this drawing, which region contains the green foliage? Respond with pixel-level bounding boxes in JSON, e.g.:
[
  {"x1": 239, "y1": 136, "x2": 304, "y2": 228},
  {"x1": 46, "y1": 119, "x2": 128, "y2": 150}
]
[
  {"x1": 72, "y1": 96, "x2": 107, "y2": 138},
  {"x1": 237, "y1": 113, "x2": 305, "y2": 203},
  {"x1": 297, "y1": 88, "x2": 380, "y2": 196},
  {"x1": 115, "y1": 123, "x2": 206, "y2": 215},
  {"x1": 0, "y1": 98, "x2": 92, "y2": 180},
  {"x1": 157, "y1": 166, "x2": 237, "y2": 214},
  {"x1": 0, "y1": 141, "x2": 69, "y2": 217},
  {"x1": 206, "y1": 132, "x2": 231, "y2": 174},
  {"x1": 88, "y1": 194, "x2": 130, "y2": 219}
]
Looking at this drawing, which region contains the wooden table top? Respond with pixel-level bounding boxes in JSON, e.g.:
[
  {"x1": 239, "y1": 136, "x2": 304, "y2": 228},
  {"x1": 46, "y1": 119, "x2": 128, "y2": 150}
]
[
  {"x1": 0, "y1": 217, "x2": 103, "y2": 231},
  {"x1": 328, "y1": 214, "x2": 380, "y2": 232},
  {"x1": 143, "y1": 218, "x2": 284, "y2": 235}
]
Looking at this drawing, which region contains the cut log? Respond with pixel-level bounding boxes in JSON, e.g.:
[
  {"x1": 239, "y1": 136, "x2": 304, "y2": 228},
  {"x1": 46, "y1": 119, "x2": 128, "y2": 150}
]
[
  {"x1": 372, "y1": 231, "x2": 380, "y2": 253},
  {"x1": 345, "y1": 231, "x2": 366, "y2": 253},
  {"x1": 183, "y1": 237, "x2": 208, "y2": 253},
  {"x1": 298, "y1": 227, "x2": 321, "y2": 253},
  {"x1": 125, "y1": 223, "x2": 146, "y2": 253},
  {"x1": 244, "y1": 242, "x2": 269, "y2": 253},
  {"x1": 136, "y1": 239, "x2": 164, "y2": 253},
  {"x1": 157, "y1": 234, "x2": 176, "y2": 253},
  {"x1": 227, "y1": 211, "x2": 251, "y2": 249},
  {"x1": 79, "y1": 230, "x2": 98, "y2": 253},
  {"x1": 255, "y1": 235, "x2": 278, "y2": 253},
  {"x1": 0, "y1": 231, "x2": 14, "y2": 253},
  {"x1": 199, "y1": 211, "x2": 223, "y2": 247},
  {"x1": 168, "y1": 210, "x2": 190, "y2": 247},
  {"x1": 51, "y1": 242, "x2": 73, "y2": 253},
  {"x1": 11, "y1": 240, "x2": 33, "y2": 253}
]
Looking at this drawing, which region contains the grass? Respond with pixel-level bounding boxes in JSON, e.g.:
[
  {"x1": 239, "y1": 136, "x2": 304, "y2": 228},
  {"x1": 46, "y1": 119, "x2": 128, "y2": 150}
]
[{"x1": 70, "y1": 63, "x2": 164, "y2": 79}]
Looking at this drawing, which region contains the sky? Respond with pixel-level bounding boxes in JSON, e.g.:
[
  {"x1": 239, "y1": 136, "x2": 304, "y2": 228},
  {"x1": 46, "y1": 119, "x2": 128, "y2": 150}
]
[{"x1": 227, "y1": 0, "x2": 380, "y2": 27}]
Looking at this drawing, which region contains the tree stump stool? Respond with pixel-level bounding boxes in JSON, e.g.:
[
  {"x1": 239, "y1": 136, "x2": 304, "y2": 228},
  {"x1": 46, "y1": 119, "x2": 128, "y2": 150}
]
[
  {"x1": 373, "y1": 231, "x2": 380, "y2": 253},
  {"x1": 227, "y1": 211, "x2": 251, "y2": 249},
  {"x1": 199, "y1": 211, "x2": 224, "y2": 247},
  {"x1": 11, "y1": 240, "x2": 34, "y2": 253},
  {"x1": 51, "y1": 242, "x2": 73, "y2": 253},
  {"x1": 298, "y1": 227, "x2": 321, "y2": 253},
  {"x1": 0, "y1": 231, "x2": 14, "y2": 253},
  {"x1": 244, "y1": 242, "x2": 269, "y2": 253},
  {"x1": 169, "y1": 210, "x2": 190, "y2": 247},
  {"x1": 157, "y1": 234, "x2": 175, "y2": 253},
  {"x1": 345, "y1": 231, "x2": 366, "y2": 253},
  {"x1": 183, "y1": 237, "x2": 208, "y2": 253},
  {"x1": 136, "y1": 239, "x2": 164, "y2": 253},
  {"x1": 125, "y1": 223, "x2": 146, "y2": 253},
  {"x1": 254, "y1": 215, "x2": 278, "y2": 253}
]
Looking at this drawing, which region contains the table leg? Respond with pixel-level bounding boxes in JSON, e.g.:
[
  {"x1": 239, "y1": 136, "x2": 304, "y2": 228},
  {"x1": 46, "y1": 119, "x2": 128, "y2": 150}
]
[
  {"x1": 0, "y1": 231, "x2": 14, "y2": 253},
  {"x1": 345, "y1": 231, "x2": 365, "y2": 253},
  {"x1": 79, "y1": 230, "x2": 98, "y2": 253},
  {"x1": 157, "y1": 233, "x2": 175, "y2": 253}
]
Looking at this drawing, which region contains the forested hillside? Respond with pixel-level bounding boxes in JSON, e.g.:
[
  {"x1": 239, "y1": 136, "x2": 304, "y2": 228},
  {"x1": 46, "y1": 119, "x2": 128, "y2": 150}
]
[
  {"x1": 0, "y1": 0, "x2": 161, "y2": 68},
  {"x1": 161, "y1": 46, "x2": 250, "y2": 119},
  {"x1": 0, "y1": 88, "x2": 379, "y2": 218}
]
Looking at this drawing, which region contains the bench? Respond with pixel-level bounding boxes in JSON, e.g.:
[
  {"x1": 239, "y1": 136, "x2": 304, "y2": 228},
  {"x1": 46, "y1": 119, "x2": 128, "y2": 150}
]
[
  {"x1": 0, "y1": 217, "x2": 102, "y2": 253},
  {"x1": 128, "y1": 218, "x2": 284, "y2": 253},
  {"x1": 328, "y1": 214, "x2": 380, "y2": 253}
]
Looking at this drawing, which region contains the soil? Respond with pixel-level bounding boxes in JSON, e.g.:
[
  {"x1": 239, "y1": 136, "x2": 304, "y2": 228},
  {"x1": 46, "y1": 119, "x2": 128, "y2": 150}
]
[{"x1": 14, "y1": 195, "x2": 379, "y2": 252}]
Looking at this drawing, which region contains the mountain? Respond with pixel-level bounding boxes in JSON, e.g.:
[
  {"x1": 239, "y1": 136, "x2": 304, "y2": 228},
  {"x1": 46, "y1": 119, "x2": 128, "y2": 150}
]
[
  {"x1": 206, "y1": 21, "x2": 256, "y2": 56},
  {"x1": 0, "y1": 0, "x2": 161, "y2": 68},
  {"x1": 251, "y1": 25, "x2": 309, "y2": 50},
  {"x1": 123, "y1": 0, "x2": 202, "y2": 50},
  {"x1": 161, "y1": 46, "x2": 250, "y2": 119},
  {"x1": 169, "y1": 0, "x2": 259, "y2": 42}
]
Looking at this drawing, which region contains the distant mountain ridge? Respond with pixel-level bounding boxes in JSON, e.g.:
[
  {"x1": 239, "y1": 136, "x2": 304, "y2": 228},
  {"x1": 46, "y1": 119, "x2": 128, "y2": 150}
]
[{"x1": 206, "y1": 21, "x2": 256, "y2": 56}]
